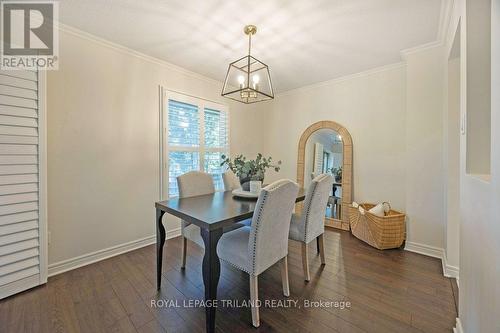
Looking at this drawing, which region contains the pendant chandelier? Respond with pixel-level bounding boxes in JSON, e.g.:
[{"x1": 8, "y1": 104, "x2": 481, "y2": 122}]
[{"x1": 221, "y1": 25, "x2": 274, "y2": 104}]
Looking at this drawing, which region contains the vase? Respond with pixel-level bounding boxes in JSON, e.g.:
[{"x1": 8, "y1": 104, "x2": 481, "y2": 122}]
[
  {"x1": 240, "y1": 175, "x2": 264, "y2": 191},
  {"x1": 249, "y1": 181, "x2": 262, "y2": 193}
]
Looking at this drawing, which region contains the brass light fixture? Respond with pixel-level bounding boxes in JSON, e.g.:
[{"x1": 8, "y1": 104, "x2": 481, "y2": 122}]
[{"x1": 221, "y1": 25, "x2": 274, "y2": 104}]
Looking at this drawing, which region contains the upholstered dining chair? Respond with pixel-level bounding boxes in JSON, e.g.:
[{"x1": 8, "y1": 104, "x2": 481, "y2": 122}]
[
  {"x1": 177, "y1": 171, "x2": 245, "y2": 268},
  {"x1": 217, "y1": 179, "x2": 299, "y2": 327},
  {"x1": 222, "y1": 169, "x2": 253, "y2": 227},
  {"x1": 222, "y1": 170, "x2": 241, "y2": 191},
  {"x1": 177, "y1": 171, "x2": 214, "y2": 268},
  {"x1": 288, "y1": 173, "x2": 334, "y2": 281}
]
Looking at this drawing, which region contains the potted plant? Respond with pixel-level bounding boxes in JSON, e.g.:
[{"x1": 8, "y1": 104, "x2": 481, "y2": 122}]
[
  {"x1": 331, "y1": 166, "x2": 342, "y2": 183},
  {"x1": 220, "y1": 153, "x2": 281, "y2": 191}
]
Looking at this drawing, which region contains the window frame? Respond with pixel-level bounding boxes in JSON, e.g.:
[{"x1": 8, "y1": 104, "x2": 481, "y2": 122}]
[{"x1": 160, "y1": 89, "x2": 230, "y2": 199}]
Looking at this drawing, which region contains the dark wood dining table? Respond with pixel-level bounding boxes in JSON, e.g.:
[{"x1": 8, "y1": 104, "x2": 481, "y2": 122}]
[{"x1": 155, "y1": 188, "x2": 306, "y2": 333}]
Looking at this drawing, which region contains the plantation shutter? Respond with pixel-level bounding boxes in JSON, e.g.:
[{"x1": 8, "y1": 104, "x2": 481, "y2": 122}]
[
  {"x1": 203, "y1": 108, "x2": 229, "y2": 191},
  {"x1": 161, "y1": 90, "x2": 229, "y2": 199},
  {"x1": 313, "y1": 143, "x2": 324, "y2": 177},
  {"x1": 0, "y1": 69, "x2": 47, "y2": 299}
]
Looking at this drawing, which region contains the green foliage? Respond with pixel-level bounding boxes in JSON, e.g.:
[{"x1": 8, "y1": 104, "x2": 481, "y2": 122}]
[
  {"x1": 331, "y1": 166, "x2": 342, "y2": 180},
  {"x1": 220, "y1": 153, "x2": 282, "y2": 181}
]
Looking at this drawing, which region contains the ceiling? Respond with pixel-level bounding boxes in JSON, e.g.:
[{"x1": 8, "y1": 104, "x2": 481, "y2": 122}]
[
  {"x1": 310, "y1": 129, "x2": 342, "y2": 148},
  {"x1": 59, "y1": 0, "x2": 443, "y2": 93}
]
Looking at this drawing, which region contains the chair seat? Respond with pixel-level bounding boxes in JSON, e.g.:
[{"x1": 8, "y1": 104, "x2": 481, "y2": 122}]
[
  {"x1": 182, "y1": 221, "x2": 249, "y2": 249},
  {"x1": 217, "y1": 226, "x2": 252, "y2": 274},
  {"x1": 236, "y1": 218, "x2": 252, "y2": 227},
  {"x1": 288, "y1": 213, "x2": 305, "y2": 242},
  {"x1": 328, "y1": 196, "x2": 338, "y2": 205},
  {"x1": 182, "y1": 223, "x2": 204, "y2": 247}
]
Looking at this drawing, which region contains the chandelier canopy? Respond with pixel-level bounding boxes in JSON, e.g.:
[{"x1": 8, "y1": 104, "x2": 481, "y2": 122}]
[{"x1": 221, "y1": 25, "x2": 274, "y2": 104}]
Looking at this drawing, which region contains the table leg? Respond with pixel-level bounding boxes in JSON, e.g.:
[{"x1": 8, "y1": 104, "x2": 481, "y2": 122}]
[
  {"x1": 201, "y1": 228, "x2": 223, "y2": 333},
  {"x1": 156, "y1": 208, "x2": 166, "y2": 290}
]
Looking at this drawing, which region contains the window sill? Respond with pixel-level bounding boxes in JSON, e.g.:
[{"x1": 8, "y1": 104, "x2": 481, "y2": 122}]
[{"x1": 466, "y1": 173, "x2": 491, "y2": 183}]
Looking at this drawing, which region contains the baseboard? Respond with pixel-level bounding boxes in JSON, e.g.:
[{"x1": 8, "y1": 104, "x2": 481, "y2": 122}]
[
  {"x1": 404, "y1": 241, "x2": 459, "y2": 280},
  {"x1": 404, "y1": 241, "x2": 444, "y2": 259},
  {"x1": 48, "y1": 227, "x2": 181, "y2": 277},
  {"x1": 453, "y1": 318, "x2": 464, "y2": 333},
  {"x1": 442, "y1": 253, "x2": 460, "y2": 280}
]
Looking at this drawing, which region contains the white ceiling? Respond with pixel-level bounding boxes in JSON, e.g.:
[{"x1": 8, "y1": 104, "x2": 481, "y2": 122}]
[{"x1": 59, "y1": 0, "x2": 443, "y2": 92}]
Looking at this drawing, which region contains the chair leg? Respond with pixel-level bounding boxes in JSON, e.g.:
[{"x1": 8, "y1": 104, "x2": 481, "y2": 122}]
[
  {"x1": 301, "y1": 243, "x2": 311, "y2": 282},
  {"x1": 250, "y1": 275, "x2": 260, "y2": 327},
  {"x1": 181, "y1": 236, "x2": 187, "y2": 268},
  {"x1": 316, "y1": 237, "x2": 320, "y2": 254},
  {"x1": 318, "y1": 234, "x2": 326, "y2": 265},
  {"x1": 280, "y1": 256, "x2": 290, "y2": 297}
]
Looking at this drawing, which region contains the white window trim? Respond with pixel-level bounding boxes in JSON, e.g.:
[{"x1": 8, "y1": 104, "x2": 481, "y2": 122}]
[{"x1": 159, "y1": 87, "x2": 230, "y2": 200}]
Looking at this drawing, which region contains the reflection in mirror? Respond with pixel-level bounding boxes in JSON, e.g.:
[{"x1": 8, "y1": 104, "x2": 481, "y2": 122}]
[{"x1": 304, "y1": 129, "x2": 343, "y2": 219}]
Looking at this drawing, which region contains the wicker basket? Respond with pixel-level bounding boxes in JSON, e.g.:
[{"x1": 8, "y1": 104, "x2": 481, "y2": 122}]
[{"x1": 348, "y1": 202, "x2": 406, "y2": 250}]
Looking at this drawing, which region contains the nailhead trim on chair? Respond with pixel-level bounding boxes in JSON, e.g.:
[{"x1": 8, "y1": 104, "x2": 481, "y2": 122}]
[
  {"x1": 250, "y1": 191, "x2": 268, "y2": 274},
  {"x1": 219, "y1": 258, "x2": 251, "y2": 274},
  {"x1": 249, "y1": 179, "x2": 289, "y2": 275}
]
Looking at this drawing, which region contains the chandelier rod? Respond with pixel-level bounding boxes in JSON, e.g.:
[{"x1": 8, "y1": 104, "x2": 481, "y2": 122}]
[
  {"x1": 244, "y1": 25, "x2": 257, "y2": 57},
  {"x1": 248, "y1": 32, "x2": 252, "y2": 56}
]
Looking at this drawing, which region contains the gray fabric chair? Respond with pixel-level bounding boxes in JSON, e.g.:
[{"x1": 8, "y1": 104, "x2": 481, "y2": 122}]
[
  {"x1": 222, "y1": 170, "x2": 253, "y2": 227},
  {"x1": 222, "y1": 170, "x2": 241, "y2": 191},
  {"x1": 217, "y1": 179, "x2": 299, "y2": 327},
  {"x1": 289, "y1": 173, "x2": 334, "y2": 281},
  {"x1": 177, "y1": 171, "x2": 245, "y2": 268},
  {"x1": 177, "y1": 171, "x2": 214, "y2": 267}
]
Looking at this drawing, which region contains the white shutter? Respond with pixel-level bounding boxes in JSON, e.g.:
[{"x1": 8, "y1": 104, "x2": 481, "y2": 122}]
[
  {"x1": 313, "y1": 143, "x2": 324, "y2": 178},
  {"x1": 0, "y1": 69, "x2": 47, "y2": 299}
]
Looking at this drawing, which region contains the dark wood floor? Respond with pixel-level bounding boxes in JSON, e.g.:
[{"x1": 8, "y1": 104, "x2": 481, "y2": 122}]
[{"x1": 0, "y1": 229, "x2": 458, "y2": 333}]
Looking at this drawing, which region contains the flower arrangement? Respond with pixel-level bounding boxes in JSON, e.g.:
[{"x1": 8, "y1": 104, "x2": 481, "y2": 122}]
[
  {"x1": 221, "y1": 153, "x2": 281, "y2": 190},
  {"x1": 331, "y1": 166, "x2": 342, "y2": 182}
]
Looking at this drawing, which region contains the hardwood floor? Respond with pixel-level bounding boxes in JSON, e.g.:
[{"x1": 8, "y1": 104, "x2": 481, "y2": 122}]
[{"x1": 0, "y1": 229, "x2": 458, "y2": 332}]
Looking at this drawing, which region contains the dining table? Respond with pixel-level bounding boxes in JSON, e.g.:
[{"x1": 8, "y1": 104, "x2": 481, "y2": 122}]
[{"x1": 155, "y1": 188, "x2": 306, "y2": 333}]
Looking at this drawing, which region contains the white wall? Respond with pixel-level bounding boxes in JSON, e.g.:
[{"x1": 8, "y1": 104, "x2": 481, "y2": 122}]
[
  {"x1": 456, "y1": 0, "x2": 500, "y2": 331},
  {"x1": 404, "y1": 46, "x2": 446, "y2": 250},
  {"x1": 465, "y1": 0, "x2": 491, "y2": 175},
  {"x1": 444, "y1": 56, "x2": 460, "y2": 270},
  {"x1": 260, "y1": 49, "x2": 447, "y2": 252},
  {"x1": 262, "y1": 64, "x2": 407, "y2": 212},
  {"x1": 47, "y1": 28, "x2": 266, "y2": 266}
]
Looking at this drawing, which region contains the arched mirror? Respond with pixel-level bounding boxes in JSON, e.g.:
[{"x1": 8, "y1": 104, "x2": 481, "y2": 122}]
[{"x1": 297, "y1": 121, "x2": 353, "y2": 230}]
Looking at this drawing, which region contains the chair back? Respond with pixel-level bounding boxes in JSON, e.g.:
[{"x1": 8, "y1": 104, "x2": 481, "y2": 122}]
[
  {"x1": 222, "y1": 170, "x2": 241, "y2": 191},
  {"x1": 248, "y1": 179, "x2": 299, "y2": 276},
  {"x1": 177, "y1": 171, "x2": 215, "y2": 198},
  {"x1": 299, "y1": 174, "x2": 334, "y2": 243}
]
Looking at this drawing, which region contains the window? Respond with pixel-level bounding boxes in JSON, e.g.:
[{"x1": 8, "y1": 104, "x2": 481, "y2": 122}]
[
  {"x1": 162, "y1": 91, "x2": 229, "y2": 198},
  {"x1": 322, "y1": 151, "x2": 331, "y2": 173}
]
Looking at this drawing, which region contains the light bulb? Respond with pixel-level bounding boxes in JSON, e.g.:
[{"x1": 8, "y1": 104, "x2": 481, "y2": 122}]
[
  {"x1": 252, "y1": 75, "x2": 260, "y2": 84},
  {"x1": 237, "y1": 75, "x2": 245, "y2": 85}
]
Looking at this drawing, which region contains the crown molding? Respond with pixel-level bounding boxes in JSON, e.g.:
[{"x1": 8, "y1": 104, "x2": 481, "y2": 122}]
[
  {"x1": 400, "y1": 40, "x2": 444, "y2": 60},
  {"x1": 400, "y1": 0, "x2": 453, "y2": 60},
  {"x1": 57, "y1": 22, "x2": 223, "y2": 88},
  {"x1": 276, "y1": 62, "x2": 405, "y2": 98}
]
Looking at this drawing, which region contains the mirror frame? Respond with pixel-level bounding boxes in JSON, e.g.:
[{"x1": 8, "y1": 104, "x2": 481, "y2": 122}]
[{"x1": 297, "y1": 120, "x2": 353, "y2": 230}]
